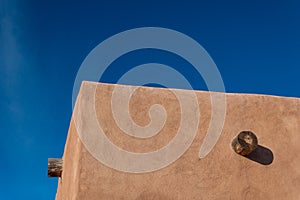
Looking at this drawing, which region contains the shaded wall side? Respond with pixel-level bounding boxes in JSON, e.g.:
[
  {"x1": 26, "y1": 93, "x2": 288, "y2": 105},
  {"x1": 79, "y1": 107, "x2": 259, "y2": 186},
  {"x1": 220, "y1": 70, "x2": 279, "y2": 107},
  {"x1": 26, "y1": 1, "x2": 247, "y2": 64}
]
[{"x1": 55, "y1": 119, "x2": 82, "y2": 200}]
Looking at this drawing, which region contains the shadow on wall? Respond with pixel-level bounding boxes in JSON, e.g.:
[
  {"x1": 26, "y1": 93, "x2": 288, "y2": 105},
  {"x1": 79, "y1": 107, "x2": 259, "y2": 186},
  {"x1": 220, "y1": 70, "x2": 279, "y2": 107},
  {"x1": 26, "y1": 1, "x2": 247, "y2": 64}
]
[{"x1": 245, "y1": 145, "x2": 274, "y2": 165}]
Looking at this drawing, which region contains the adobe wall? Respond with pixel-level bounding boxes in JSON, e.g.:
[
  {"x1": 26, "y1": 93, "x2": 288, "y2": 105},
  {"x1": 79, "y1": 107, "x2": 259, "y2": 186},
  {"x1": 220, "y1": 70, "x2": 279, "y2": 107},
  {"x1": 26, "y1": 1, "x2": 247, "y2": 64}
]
[{"x1": 55, "y1": 81, "x2": 300, "y2": 199}]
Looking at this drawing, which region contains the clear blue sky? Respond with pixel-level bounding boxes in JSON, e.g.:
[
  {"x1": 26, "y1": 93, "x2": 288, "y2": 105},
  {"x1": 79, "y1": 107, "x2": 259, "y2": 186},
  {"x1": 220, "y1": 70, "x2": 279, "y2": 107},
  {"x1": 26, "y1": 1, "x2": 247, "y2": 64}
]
[{"x1": 0, "y1": 0, "x2": 299, "y2": 199}]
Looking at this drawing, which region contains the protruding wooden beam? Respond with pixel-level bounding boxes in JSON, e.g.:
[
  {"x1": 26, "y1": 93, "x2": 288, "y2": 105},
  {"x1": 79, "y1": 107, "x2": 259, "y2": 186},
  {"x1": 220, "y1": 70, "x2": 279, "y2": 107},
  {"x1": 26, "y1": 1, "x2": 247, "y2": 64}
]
[
  {"x1": 232, "y1": 131, "x2": 258, "y2": 156},
  {"x1": 48, "y1": 158, "x2": 63, "y2": 177}
]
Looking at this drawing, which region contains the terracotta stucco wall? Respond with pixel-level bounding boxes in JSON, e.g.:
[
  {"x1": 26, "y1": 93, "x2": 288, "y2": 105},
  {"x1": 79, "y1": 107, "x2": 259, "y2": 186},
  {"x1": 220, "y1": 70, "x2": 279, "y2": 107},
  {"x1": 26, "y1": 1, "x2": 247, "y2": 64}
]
[{"x1": 55, "y1": 81, "x2": 300, "y2": 199}]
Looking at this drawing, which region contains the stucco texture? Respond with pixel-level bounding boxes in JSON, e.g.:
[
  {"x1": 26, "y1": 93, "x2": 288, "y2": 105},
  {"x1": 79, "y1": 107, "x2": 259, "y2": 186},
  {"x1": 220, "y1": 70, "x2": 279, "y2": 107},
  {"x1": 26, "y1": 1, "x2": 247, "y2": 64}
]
[{"x1": 55, "y1": 81, "x2": 300, "y2": 200}]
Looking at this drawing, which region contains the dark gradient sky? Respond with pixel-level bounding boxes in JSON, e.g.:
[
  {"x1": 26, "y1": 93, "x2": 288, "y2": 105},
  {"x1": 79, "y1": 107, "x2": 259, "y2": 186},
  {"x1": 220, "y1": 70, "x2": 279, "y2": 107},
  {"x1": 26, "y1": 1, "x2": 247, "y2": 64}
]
[{"x1": 0, "y1": 0, "x2": 299, "y2": 199}]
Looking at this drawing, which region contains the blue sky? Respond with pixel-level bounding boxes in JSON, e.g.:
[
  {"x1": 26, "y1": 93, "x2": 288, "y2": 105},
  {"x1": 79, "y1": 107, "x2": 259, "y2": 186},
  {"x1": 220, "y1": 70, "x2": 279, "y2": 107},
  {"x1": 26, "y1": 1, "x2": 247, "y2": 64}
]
[{"x1": 0, "y1": 0, "x2": 299, "y2": 199}]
